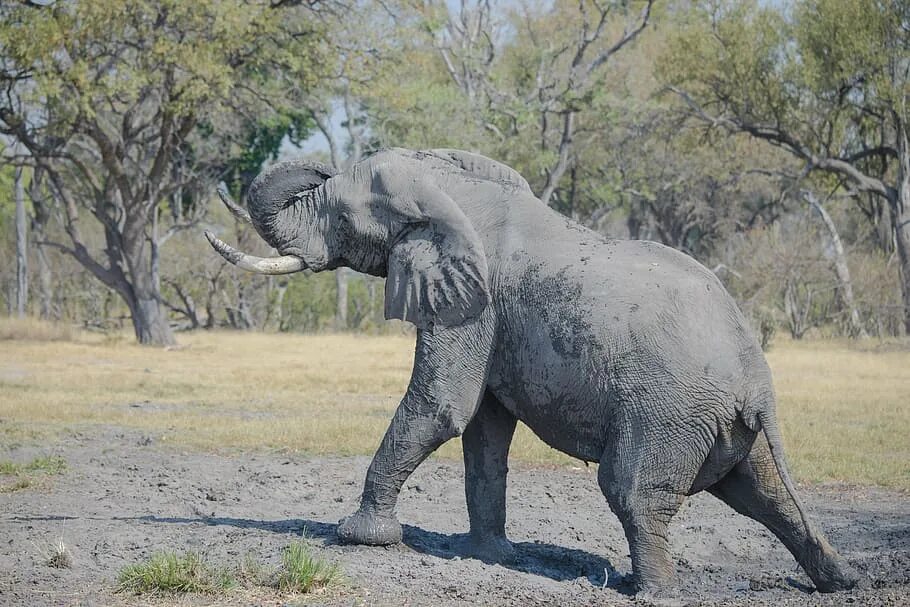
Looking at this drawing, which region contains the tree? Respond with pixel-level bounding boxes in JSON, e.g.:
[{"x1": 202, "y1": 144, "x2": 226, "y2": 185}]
[
  {"x1": 363, "y1": 1, "x2": 653, "y2": 212},
  {"x1": 0, "y1": 0, "x2": 326, "y2": 344},
  {"x1": 661, "y1": 0, "x2": 910, "y2": 332},
  {"x1": 14, "y1": 157, "x2": 26, "y2": 317}
]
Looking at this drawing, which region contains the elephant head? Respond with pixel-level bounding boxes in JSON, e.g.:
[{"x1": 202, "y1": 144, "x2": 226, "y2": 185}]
[{"x1": 205, "y1": 152, "x2": 489, "y2": 328}]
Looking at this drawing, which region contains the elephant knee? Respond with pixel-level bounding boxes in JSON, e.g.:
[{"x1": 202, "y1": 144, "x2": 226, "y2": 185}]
[{"x1": 435, "y1": 406, "x2": 476, "y2": 440}]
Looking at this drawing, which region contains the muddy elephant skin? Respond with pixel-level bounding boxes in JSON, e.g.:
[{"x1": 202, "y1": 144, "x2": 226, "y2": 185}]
[{"x1": 206, "y1": 148, "x2": 865, "y2": 596}]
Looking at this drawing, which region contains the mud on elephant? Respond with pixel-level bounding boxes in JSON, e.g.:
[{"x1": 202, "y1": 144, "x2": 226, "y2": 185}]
[{"x1": 206, "y1": 148, "x2": 866, "y2": 596}]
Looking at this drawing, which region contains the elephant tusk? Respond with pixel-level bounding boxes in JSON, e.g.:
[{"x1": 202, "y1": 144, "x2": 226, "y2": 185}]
[
  {"x1": 217, "y1": 183, "x2": 253, "y2": 225},
  {"x1": 204, "y1": 231, "x2": 306, "y2": 274}
]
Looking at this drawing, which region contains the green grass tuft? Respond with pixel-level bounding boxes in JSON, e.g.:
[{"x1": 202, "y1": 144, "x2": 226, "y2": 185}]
[
  {"x1": 277, "y1": 540, "x2": 341, "y2": 593},
  {"x1": 116, "y1": 544, "x2": 342, "y2": 598},
  {"x1": 117, "y1": 552, "x2": 236, "y2": 595},
  {"x1": 0, "y1": 456, "x2": 67, "y2": 492}
]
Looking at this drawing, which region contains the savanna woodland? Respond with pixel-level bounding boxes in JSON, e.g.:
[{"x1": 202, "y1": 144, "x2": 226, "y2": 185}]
[{"x1": 1, "y1": 0, "x2": 909, "y2": 345}]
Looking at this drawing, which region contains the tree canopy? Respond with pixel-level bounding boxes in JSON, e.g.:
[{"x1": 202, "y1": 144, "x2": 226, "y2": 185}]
[
  {"x1": 1, "y1": 0, "x2": 906, "y2": 342},
  {"x1": 0, "y1": 0, "x2": 326, "y2": 343}
]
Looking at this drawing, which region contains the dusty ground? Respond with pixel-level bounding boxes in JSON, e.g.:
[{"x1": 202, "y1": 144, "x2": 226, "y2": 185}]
[{"x1": 1, "y1": 429, "x2": 908, "y2": 607}]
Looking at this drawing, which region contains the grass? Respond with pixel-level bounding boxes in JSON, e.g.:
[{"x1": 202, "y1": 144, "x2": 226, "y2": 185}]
[
  {"x1": 0, "y1": 322, "x2": 907, "y2": 488},
  {"x1": 117, "y1": 541, "x2": 340, "y2": 597},
  {"x1": 765, "y1": 338, "x2": 910, "y2": 488},
  {"x1": 0, "y1": 455, "x2": 67, "y2": 492},
  {"x1": 277, "y1": 540, "x2": 342, "y2": 593},
  {"x1": 117, "y1": 552, "x2": 236, "y2": 595},
  {"x1": 39, "y1": 539, "x2": 72, "y2": 569},
  {"x1": 0, "y1": 316, "x2": 77, "y2": 342}
]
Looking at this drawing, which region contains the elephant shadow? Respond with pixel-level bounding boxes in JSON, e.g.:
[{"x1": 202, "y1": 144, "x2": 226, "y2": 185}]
[
  {"x1": 399, "y1": 523, "x2": 629, "y2": 591},
  {"x1": 127, "y1": 515, "x2": 629, "y2": 592}
]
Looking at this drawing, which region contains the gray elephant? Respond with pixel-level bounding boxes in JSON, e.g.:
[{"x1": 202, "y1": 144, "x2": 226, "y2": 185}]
[{"x1": 206, "y1": 148, "x2": 864, "y2": 595}]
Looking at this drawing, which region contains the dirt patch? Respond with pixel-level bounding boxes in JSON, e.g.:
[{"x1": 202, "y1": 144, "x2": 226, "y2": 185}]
[{"x1": 1, "y1": 430, "x2": 908, "y2": 606}]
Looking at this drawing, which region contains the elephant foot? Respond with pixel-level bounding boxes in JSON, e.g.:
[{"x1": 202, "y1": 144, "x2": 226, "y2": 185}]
[
  {"x1": 337, "y1": 508, "x2": 402, "y2": 546},
  {"x1": 812, "y1": 561, "x2": 869, "y2": 593},
  {"x1": 633, "y1": 589, "x2": 685, "y2": 607},
  {"x1": 635, "y1": 580, "x2": 687, "y2": 607},
  {"x1": 466, "y1": 534, "x2": 515, "y2": 564},
  {"x1": 633, "y1": 574, "x2": 681, "y2": 606}
]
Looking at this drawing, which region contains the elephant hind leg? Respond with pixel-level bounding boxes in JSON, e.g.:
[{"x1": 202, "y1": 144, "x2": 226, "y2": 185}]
[
  {"x1": 598, "y1": 421, "x2": 708, "y2": 595},
  {"x1": 707, "y1": 433, "x2": 865, "y2": 592}
]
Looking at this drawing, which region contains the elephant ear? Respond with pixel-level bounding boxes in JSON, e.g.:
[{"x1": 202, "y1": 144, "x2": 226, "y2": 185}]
[{"x1": 380, "y1": 169, "x2": 489, "y2": 329}]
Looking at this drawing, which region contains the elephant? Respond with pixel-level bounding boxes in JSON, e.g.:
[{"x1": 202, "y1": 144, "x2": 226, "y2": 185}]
[{"x1": 205, "y1": 147, "x2": 865, "y2": 596}]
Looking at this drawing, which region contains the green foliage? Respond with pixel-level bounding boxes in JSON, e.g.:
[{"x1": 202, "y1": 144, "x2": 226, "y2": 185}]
[
  {"x1": 279, "y1": 272, "x2": 386, "y2": 333},
  {"x1": 1, "y1": 0, "x2": 905, "y2": 339},
  {"x1": 0, "y1": 0, "x2": 327, "y2": 342},
  {"x1": 0, "y1": 1, "x2": 325, "y2": 124},
  {"x1": 117, "y1": 552, "x2": 236, "y2": 595},
  {"x1": 659, "y1": 0, "x2": 908, "y2": 196}
]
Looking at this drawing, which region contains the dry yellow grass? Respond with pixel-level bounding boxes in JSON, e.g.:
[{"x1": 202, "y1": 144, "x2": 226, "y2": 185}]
[
  {"x1": 766, "y1": 338, "x2": 910, "y2": 489},
  {"x1": 0, "y1": 322, "x2": 907, "y2": 488},
  {"x1": 0, "y1": 316, "x2": 76, "y2": 342}
]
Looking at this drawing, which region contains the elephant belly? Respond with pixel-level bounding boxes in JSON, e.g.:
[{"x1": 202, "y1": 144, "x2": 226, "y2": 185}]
[
  {"x1": 483, "y1": 239, "x2": 768, "y2": 465},
  {"x1": 486, "y1": 331, "x2": 611, "y2": 463}
]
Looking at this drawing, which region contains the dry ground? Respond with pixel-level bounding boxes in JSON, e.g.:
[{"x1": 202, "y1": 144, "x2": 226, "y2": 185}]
[
  {"x1": 0, "y1": 320, "x2": 909, "y2": 606},
  {"x1": 1, "y1": 430, "x2": 909, "y2": 607}
]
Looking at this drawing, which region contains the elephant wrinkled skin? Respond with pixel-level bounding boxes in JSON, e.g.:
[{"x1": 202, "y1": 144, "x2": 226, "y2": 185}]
[{"x1": 206, "y1": 148, "x2": 865, "y2": 596}]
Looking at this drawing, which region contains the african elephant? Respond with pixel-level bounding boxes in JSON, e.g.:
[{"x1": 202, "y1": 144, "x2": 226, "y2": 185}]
[{"x1": 206, "y1": 148, "x2": 864, "y2": 595}]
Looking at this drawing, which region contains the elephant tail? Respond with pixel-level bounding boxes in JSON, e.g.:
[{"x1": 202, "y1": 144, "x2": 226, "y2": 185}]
[{"x1": 756, "y1": 407, "x2": 822, "y2": 547}]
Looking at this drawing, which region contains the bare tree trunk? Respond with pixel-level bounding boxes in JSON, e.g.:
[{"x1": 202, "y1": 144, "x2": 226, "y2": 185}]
[
  {"x1": 895, "y1": 125, "x2": 910, "y2": 336},
  {"x1": 272, "y1": 278, "x2": 289, "y2": 331},
  {"x1": 28, "y1": 168, "x2": 55, "y2": 319},
  {"x1": 539, "y1": 111, "x2": 574, "y2": 206},
  {"x1": 120, "y1": 218, "x2": 175, "y2": 346},
  {"x1": 14, "y1": 165, "x2": 27, "y2": 317},
  {"x1": 35, "y1": 244, "x2": 53, "y2": 319},
  {"x1": 804, "y1": 191, "x2": 867, "y2": 338},
  {"x1": 335, "y1": 268, "x2": 348, "y2": 330},
  {"x1": 129, "y1": 292, "x2": 175, "y2": 344},
  {"x1": 895, "y1": 201, "x2": 910, "y2": 336},
  {"x1": 784, "y1": 281, "x2": 812, "y2": 339},
  {"x1": 162, "y1": 278, "x2": 200, "y2": 329}
]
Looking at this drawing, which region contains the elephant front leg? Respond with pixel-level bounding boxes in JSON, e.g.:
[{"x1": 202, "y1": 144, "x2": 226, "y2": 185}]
[
  {"x1": 337, "y1": 316, "x2": 494, "y2": 546},
  {"x1": 337, "y1": 408, "x2": 448, "y2": 545},
  {"x1": 463, "y1": 391, "x2": 517, "y2": 563}
]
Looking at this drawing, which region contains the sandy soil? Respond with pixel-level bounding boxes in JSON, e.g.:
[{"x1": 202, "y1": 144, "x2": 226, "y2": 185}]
[{"x1": 1, "y1": 429, "x2": 907, "y2": 606}]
